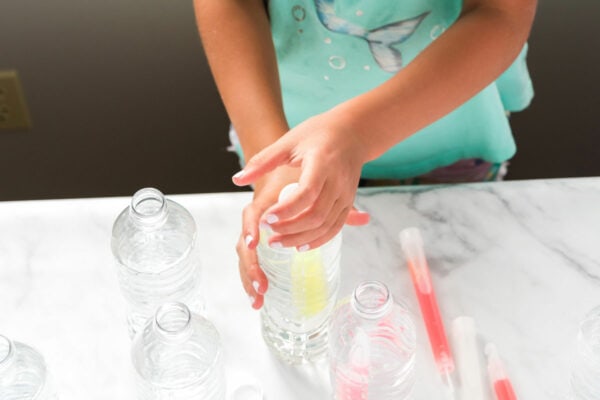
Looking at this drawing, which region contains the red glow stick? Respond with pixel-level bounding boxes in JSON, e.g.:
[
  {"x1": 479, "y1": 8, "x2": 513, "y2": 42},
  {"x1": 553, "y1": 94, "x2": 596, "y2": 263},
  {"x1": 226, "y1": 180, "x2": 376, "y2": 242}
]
[
  {"x1": 399, "y1": 228, "x2": 455, "y2": 389},
  {"x1": 486, "y1": 343, "x2": 517, "y2": 400}
]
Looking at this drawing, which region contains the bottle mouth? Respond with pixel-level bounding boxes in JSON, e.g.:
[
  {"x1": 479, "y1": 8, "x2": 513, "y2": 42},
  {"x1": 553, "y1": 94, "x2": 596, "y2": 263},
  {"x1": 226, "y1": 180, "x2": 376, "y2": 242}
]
[
  {"x1": 351, "y1": 280, "x2": 393, "y2": 319},
  {"x1": 131, "y1": 187, "x2": 167, "y2": 223},
  {"x1": 0, "y1": 335, "x2": 13, "y2": 365},
  {"x1": 155, "y1": 302, "x2": 192, "y2": 337}
]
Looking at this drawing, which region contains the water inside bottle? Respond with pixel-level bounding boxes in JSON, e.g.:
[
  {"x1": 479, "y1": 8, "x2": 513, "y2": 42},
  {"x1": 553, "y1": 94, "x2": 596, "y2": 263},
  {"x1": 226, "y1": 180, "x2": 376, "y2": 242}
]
[
  {"x1": 0, "y1": 336, "x2": 56, "y2": 400},
  {"x1": 258, "y1": 228, "x2": 342, "y2": 364},
  {"x1": 111, "y1": 188, "x2": 204, "y2": 337},
  {"x1": 132, "y1": 303, "x2": 226, "y2": 400}
]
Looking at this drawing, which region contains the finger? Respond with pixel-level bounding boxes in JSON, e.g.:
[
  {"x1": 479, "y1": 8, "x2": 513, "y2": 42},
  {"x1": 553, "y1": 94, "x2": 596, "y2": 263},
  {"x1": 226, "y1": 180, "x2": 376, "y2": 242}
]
[
  {"x1": 237, "y1": 253, "x2": 262, "y2": 309},
  {"x1": 232, "y1": 142, "x2": 290, "y2": 187},
  {"x1": 302, "y1": 207, "x2": 347, "y2": 251},
  {"x1": 247, "y1": 258, "x2": 268, "y2": 296},
  {"x1": 267, "y1": 180, "x2": 340, "y2": 236},
  {"x1": 239, "y1": 262, "x2": 266, "y2": 309},
  {"x1": 262, "y1": 155, "x2": 326, "y2": 223},
  {"x1": 345, "y1": 207, "x2": 370, "y2": 226},
  {"x1": 241, "y1": 204, "x2": 263, "y2": 250},
  {"x1": 237, "y1": 237, "x2": 268, "y2": 309},
  {"x1": 278, "y1": 206, "x2": 348, "y2": 251},
  {"x1": 247, "y1": 263, "x2": 267, "y2": 310},
  {"x1": 269, "y1": 203, "x2": 348, "y2": 250}
]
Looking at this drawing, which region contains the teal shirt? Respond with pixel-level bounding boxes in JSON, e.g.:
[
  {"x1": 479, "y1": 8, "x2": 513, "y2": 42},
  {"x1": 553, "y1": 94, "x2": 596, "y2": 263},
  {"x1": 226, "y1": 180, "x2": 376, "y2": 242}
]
[{"x1": 266, "y1": 0, "x2": 534, "y2": 179}]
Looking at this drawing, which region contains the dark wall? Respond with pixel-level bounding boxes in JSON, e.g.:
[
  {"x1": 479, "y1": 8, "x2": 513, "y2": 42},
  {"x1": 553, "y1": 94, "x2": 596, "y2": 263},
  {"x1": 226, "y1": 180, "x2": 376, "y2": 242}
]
[
  {"x1": 0, "y1": 0, "x2": 241, "y2": 201},
  {"x1": 508, "y1": 0, "x2": 600, "y2": 179},
  {"x1": 0, "y1": 0, "x2": 598, "y2": 201}
]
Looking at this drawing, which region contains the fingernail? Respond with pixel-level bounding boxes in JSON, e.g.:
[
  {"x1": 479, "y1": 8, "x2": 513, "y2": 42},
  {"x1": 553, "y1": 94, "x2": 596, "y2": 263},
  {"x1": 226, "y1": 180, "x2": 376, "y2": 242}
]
[
  {"x1": 270, "y1": 241, "x2": 283, "y2": 249},
  {"x1": 248, "y1": 295, "x2": 256, "y2": 306},
  {"x1": 252, "y1": 280, "x2": 261, "y2": 293},
  {"x1": 298, "y1": 244, "x2": 310, "y2": 252},
  {"x1": 245, "y1": 234, "x2": 254, "y2": 247},
  {"x1": 232, "y1": 170, "x2": 245, "y2": 180},
  {"x1": 265, "y1": 214, "x2": 279, "y2": 224}
]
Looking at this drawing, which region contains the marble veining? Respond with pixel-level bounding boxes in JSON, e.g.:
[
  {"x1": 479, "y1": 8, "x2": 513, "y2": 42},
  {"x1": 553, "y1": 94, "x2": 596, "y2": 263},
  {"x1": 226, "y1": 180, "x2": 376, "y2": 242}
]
[{"x1": 1, "y1": 178, "x2": 600, "y2": 399}]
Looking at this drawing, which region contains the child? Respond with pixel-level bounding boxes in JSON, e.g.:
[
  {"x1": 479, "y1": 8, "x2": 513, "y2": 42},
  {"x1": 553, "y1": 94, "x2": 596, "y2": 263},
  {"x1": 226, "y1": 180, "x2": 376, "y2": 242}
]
[{"x1": 194, "y1": 0, "x2": 536, "y2": 308}]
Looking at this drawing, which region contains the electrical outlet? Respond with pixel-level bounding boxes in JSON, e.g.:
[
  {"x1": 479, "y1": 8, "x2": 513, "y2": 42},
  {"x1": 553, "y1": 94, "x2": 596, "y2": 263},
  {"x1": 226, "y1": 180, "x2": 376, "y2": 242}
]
[{"x1": 0, "y1": 70, "x2": 32, "y2": 130}]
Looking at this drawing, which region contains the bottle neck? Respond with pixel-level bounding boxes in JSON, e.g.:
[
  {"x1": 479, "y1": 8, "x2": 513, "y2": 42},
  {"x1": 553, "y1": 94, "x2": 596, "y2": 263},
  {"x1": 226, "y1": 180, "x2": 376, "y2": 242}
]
[
  {"x1": 0, "y1": 335, "x2": 15, "y2": 374},
  {"x1": 351, "y1": 281, "x2": 393, "y2": 320},
  {"x1": 154, "y1": 302, "x2": 194, "y2": 343},
  {"x1": 129, "y1": 187, "x2": 168, "y2": 227}
]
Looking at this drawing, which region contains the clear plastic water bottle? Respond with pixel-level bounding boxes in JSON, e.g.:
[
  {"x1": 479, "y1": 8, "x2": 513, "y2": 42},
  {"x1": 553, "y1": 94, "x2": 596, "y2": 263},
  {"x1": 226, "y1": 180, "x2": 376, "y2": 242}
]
[
  {"x1": 570, "y1": 306, "x2": 600, "y2": 399},
  {"x1": 328, "y1": 281, "x2": 416, "y2": 400},
  {"x1": 132, "y1": 302, "x2": 226, "y2": 400},
  {"x1": 0, "y1": 334, "x2": 57, "y2": 400},
  {"x1": 111, "y1": 187, "x2": 203, "y2": 337},
  {"x1": 257, "y1": 183, "x2": 342, "y2": 364}
]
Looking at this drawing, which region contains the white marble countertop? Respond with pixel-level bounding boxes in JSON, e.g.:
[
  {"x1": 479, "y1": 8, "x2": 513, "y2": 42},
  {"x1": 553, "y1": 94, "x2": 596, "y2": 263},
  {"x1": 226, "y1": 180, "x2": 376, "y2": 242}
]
[{"x1": 2, "y1": 178, "x2": 600, "y2": 399}]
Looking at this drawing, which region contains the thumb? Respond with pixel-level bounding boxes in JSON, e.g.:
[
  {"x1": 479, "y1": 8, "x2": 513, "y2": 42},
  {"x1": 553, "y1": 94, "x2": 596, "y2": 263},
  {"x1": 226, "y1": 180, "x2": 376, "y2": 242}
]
[
  {"x1": 345, "y1": 207, "x2": 370, "y2": 226},
  {"x1": 232, "y1": 141, "x2": 290, "y2": 187}
]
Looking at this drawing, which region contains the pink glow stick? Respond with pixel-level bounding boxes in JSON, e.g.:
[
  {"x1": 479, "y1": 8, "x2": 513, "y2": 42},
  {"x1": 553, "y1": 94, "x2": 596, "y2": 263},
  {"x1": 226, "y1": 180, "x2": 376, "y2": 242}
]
[
  {"x1": 486, "y1": 343, "x2": 517, "y2": 400},
  {"x1": 399, "y1": 227, "x2": 455, "y2": 390}
]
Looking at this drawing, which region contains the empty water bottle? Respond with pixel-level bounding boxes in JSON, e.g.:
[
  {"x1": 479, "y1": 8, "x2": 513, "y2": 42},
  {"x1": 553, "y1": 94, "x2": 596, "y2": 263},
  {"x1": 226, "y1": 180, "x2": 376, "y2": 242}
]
[
  {"x1": 132, "y1": 302, "x2": 226, "y2": 400},
  {"x1": 0, "y1": 335, "x2": 57, "y2": 399},
  {"x1": 328, "y1": 281, "x2": 416, "y2": 400},
  {"x1": 258, "y1": 183, "x2": 342, "y2": 364},
  {"x1": 111, "y1": 187, "x2": 203, "y2": 337},
  {"x1": 571, "y1": 306, "x2": 600, "y2": 399}
]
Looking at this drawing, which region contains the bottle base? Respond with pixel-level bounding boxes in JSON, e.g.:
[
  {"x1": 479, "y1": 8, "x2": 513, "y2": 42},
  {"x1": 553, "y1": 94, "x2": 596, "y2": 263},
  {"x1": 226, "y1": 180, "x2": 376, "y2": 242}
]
[{"x1": 260, "y1": 311, "x2": 329, "y2": 365}]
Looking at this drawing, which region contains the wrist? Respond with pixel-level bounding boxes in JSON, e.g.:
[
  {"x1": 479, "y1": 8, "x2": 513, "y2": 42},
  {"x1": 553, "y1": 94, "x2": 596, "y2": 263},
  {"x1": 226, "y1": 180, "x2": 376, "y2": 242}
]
[
  {"x1": 237, "y1": 119, "x2": 289, "y2": 161},
  {"x1": 328, "y1": 104, "x2": 379, "y2": 164}
]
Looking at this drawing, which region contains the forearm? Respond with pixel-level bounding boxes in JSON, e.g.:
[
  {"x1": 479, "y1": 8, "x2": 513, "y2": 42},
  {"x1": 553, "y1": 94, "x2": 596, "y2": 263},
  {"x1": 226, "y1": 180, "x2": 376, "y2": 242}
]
[
  {"x1": 333, "y1": 0, "x2": 537, "y2": 162},
  {"x1": 194, "y1": 0, "x2": 288, "y2": 161}
]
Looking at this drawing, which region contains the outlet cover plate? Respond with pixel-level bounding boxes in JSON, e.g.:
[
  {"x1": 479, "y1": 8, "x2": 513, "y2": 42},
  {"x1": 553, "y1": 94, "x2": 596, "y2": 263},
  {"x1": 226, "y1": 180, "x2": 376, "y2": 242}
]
[{"x1": 0, "y1": 70, "x2": 32, "y2": 130}]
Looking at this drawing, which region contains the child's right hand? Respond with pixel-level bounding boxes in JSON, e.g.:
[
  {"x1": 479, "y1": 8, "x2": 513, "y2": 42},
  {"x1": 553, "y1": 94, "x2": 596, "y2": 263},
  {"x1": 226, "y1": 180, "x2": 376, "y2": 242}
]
[
  {"x1": 232, "y1": 111, "x2": 372, "y2": 253},
  {"x1": 237, "y1": 165, "x2": 370, "y2": 310}
]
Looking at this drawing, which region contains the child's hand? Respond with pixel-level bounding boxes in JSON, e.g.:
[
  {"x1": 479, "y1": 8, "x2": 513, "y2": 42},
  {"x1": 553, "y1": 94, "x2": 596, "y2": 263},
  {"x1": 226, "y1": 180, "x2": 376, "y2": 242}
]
[
  {"x1": 237, "y1": 166, "x2": 299, "y2": 310},
  {"x1": 232, "y1": 112, "x2": 371, "y2": 252},
  {"x1": 236, "y1": 162, "x2": 370, "y2": 310}
]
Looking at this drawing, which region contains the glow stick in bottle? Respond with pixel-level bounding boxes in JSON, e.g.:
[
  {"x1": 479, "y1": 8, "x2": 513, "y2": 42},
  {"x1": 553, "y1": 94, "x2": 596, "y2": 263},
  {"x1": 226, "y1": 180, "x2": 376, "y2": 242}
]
[{"x1": 263, "y1": 183, "x2": 328, "y2": 317}]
